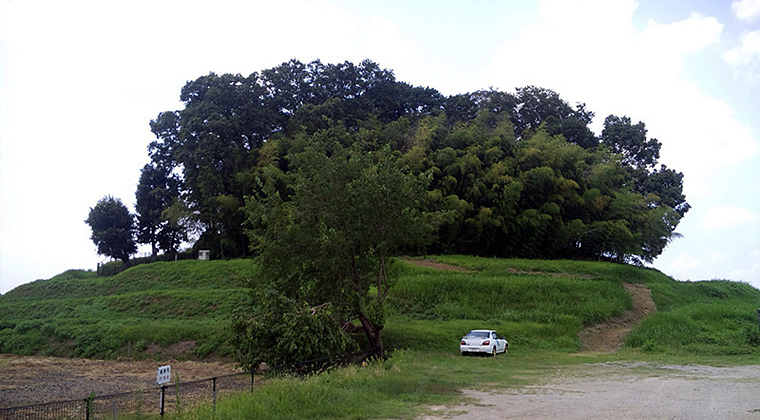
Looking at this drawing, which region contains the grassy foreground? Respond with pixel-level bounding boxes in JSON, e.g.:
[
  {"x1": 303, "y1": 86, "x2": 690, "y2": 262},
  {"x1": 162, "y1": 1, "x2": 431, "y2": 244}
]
[{"x1": 166, "y1": 348, "x2": 760, "y2": 420}]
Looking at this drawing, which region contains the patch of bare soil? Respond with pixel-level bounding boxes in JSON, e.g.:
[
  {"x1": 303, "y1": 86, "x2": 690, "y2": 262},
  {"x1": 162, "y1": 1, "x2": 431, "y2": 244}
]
[
  {"x1": 578, "y1": 283, "x2": 657, "y2": 353},
  {"x1": 403, "y1": 258, "x2": 472, "y2": 272},
  {"x1": 505, "y1": 267, "x2": 595, "y2": 279},
  {"x1": 0, "y1": 354, "x2": 240, "y2": 408}
]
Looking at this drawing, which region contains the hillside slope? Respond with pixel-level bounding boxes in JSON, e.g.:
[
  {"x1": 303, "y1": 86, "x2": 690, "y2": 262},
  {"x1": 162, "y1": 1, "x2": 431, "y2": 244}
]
[
  {"x1": 0, "y1": 257, "x2": 758, "y2": 359},
  {"x1": 0, "y1": 260, "x2": 256, "y2": 359}
]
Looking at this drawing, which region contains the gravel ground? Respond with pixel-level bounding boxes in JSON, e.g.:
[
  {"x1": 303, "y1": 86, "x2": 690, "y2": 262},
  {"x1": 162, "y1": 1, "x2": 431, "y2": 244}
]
[{"x1": 421, "y1": 362, "x2": 760, "y2": 420}]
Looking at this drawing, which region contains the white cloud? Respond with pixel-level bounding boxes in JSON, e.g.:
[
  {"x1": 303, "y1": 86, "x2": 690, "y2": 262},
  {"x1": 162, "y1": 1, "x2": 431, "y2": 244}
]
[
  {"x1": 700, "y1": 207, "x2": 760, "y2": 229},
  {"x1": 732, "y1": 0, "x2": 760, "y2": 22},
  {"x1": 364, "y1": 16, "x2": 418, "y2": 69},
  {"x1": 729, "y1": 261, "x2": 760, "y2": 283},
  {"x1": 486, "y1": 0, "x2": 756, "y2": 195},
  {"x1": 725, "y1": 30, "x2": 760, "y2": 65},
  {"x1": 709, "y1": 252, "x2": 729, "y2": 262},
  {"x1": 725, "y1": 30, "x2": 760, "y2": 82},
  {"x1": 669, "y1": 254, "x2": 701, "y2": 269}
]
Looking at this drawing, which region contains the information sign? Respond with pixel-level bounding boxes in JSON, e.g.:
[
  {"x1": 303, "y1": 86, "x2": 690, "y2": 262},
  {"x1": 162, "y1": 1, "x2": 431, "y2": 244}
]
[{"x1": 157, "y1": 365, "x2": 171, "y2": 385}]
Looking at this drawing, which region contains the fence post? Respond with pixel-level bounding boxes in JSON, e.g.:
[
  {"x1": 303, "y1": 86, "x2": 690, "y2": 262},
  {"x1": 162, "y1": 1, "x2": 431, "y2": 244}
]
[
  {"x1": 85, "y1": 393, "x2": 95, "y2": 420},
  {"x1": 160, "y1": 385, "x2": 166, "y2": 417},
  {"x1": 212, "y1": 377, "x2": 217, "y2": 413}
]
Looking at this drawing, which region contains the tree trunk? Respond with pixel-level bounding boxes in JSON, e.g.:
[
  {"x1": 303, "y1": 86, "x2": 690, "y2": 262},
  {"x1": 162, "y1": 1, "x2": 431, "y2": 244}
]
[{"x1": 358, "y1": 313, "x2": 384, "y2": 357}]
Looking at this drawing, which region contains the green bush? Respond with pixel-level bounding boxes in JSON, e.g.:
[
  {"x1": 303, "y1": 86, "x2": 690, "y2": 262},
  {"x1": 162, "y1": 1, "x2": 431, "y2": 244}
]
[{"x1": 98, "y1": 260, "x2": 126, "y2": 277}]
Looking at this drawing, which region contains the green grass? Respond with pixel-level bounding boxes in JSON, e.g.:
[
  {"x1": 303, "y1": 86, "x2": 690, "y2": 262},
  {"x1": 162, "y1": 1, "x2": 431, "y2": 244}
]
[
  {"x1": 1, "y1": 256, "x2": 758, "y2": 361},
  {"x1": 626, "y1": 281, "x2": 760, "y2": 355},
  {"x1": 1, "y1": 255, "x2": 758, "y2": 418},
  {"x1": 167, "y1": 349, "x2": 583, "y2": 420},
  {"x1": 0, "y1": 260, "x2": 257, "y2": 358},
  {"x1": 167, "y1": 346, "x2": 760, "y2": 420}
]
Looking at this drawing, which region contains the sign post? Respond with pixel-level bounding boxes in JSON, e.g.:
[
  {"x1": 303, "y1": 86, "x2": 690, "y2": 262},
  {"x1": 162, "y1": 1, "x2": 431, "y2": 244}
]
[{"x1": 157, "y1": 365, "x2": 171, "y2": 417}]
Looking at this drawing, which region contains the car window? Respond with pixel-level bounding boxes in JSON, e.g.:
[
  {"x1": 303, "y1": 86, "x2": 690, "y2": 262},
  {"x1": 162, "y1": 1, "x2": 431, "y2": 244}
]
[{"x1": 466, "y1": 331, "x2": 489, "y2": 338}]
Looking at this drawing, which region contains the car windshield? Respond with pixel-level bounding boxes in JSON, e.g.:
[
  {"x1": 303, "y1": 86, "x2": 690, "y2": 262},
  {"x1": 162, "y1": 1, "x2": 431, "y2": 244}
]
[{"x1": 465, "y1": 331, "x2": 490, "y2": 338}]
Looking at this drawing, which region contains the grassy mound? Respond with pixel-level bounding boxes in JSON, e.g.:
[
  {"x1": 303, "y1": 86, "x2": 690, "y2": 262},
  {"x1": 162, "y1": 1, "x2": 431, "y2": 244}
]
[
  {"x1": 0, "y1": 260, "x2": 256, "y2": 358},
  {"x1": 0, "y1": 256, "x2": 758, "y2": 360}
]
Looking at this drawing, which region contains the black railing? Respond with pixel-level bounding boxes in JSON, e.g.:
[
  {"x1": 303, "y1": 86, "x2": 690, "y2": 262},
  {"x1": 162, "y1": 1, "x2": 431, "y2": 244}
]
[{"x1": 0, "y1": 347, "x2": 381, "y2": 419}]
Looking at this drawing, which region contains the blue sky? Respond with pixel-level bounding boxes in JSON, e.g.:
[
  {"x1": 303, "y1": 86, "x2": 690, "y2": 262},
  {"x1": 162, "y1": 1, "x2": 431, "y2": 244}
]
[{"x1": 1, "y1": 0, "x2": 759, "y2": 293}]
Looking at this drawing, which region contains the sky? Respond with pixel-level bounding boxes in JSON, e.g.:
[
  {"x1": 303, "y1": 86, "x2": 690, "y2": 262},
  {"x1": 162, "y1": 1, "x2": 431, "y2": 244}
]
[{"x1": 1, "y1": 0, "x2": 759, "y2": 294}]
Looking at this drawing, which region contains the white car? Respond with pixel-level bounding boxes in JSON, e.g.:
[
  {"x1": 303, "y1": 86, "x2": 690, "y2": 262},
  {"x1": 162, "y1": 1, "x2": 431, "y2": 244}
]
[{"x1": 460, "y1": 329, "x2": 509, "y2": 356}]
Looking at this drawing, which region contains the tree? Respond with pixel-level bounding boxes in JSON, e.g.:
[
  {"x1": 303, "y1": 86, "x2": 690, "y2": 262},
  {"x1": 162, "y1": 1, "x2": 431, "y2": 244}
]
[
  {"x1": 237, "y1": 132, "x2": 438, "y2": 365},
  {"x1": 146, "y1": 59, "x2": 438, "y2": 259},
  {"x1": 85, "y1": 196, "x2": 136, "y2": 263},
  {"x1": 148, "y1": 72, "x2": 275, "y2": 259},
  {"x1": 511, "y1": 86, "x2": 597, "y2": 148},
  {"x1": 600, "y1": 115, "x2": 661, "y2": 170},
  {"x1": 135, "y1": 163, "x2": 183, "y2": 256}
]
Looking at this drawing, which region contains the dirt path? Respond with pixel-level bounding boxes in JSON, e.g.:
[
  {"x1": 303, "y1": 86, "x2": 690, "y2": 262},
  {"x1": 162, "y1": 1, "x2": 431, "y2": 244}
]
[
  {"x1": 0, "y1": 354, "x2": 240, "y2": 408},
  {"x1": 403, "y1": 258, "x2": 472, "y2": 272},
  {"x1": 420, "y1": 363, "x2": 760, "y2": 420},
  {"x1": 579, "y1": 283, "x2": 657, "y2": 352}
]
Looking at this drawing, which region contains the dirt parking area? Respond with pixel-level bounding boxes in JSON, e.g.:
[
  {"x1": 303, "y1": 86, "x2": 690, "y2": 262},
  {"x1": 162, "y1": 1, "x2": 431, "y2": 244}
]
[
  {"x1": 0, "y1": 354, "x2": 240, "y2": 408},
  {"x1": 422, "y1": 362, "x2": 760, "y2": 420}
]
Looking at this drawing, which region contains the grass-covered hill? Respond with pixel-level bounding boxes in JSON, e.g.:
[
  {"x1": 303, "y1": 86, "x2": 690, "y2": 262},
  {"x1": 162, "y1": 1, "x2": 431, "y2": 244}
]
[{"x1": 1, "y1": 256, "x2": 758, "y2": 360}]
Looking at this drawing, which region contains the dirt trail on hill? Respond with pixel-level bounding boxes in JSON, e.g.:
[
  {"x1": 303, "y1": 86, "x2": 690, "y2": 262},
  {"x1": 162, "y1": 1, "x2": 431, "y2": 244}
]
[
  {"x1": 403, "y1": 258, "x2": 472, "y2": 272},
  {"x1": 578, "y1": 282, "x2": 656, "y2": 352}
]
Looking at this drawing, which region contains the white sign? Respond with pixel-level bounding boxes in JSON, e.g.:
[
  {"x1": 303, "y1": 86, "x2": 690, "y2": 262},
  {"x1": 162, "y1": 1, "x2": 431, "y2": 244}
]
[{"x1": 157, "y1": 365, "x2": 171, "y2": 385}]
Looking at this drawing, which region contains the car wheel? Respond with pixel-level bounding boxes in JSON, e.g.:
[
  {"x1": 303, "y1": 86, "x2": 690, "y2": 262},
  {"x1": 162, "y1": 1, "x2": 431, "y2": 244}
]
[
  {"x1": 461, "y1": 352, "x2": 468, "y2": 357},
  {"x1": 490, "y1": 346, "x2": 496, "y2": 357}
]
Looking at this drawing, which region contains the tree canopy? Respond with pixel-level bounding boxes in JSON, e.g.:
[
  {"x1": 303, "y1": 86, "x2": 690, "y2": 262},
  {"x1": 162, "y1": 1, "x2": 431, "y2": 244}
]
[
  {"x1": 142, "y1": 58, "x2": 688, "y2": 265},
  {"x1": 85, "y1": 196, "x2": 136, "y2": 263},
  {"x1": 134, "y1": 163, "x2": 185, "y2": 256},
  {"x1": 233, "y1": 135, "x2": 438, "y2": 365}
]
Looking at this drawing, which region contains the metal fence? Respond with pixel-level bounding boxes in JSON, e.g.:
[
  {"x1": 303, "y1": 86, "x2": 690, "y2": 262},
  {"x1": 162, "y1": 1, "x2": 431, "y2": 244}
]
[{"x1": 0, "y1": 348, "x2": 380, "y2": 420}]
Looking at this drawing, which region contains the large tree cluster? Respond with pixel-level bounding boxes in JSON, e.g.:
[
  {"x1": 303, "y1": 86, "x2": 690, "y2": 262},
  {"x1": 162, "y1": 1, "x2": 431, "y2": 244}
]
[
  {"x1": 142, "y1": 59, "x2": 688, "y2": 265},
  {"x1": 89, "y1": 59, "x2": 689, "y2": 361}
]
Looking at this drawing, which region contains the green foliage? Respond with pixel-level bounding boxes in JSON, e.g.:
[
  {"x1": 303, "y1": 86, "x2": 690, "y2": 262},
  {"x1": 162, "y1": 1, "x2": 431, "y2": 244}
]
[
  {"x1": 84, "y1": 196, "x2": 137, "y2": 263},
  {"x1": 96, "y1": 250, "x2": 195, "y2": 276},
  {"x1": 230, "y1": 290, "x2": 354, "y2": 370},
  {"x1": 134, "y1": 163, "x2": 186, "y2": 256},
  {"x1": 142, "y1": 59, "x2": 688, "y2": 265},
  {"x1": 241, "y1": 136, "x2": 441, "y2": 358}
]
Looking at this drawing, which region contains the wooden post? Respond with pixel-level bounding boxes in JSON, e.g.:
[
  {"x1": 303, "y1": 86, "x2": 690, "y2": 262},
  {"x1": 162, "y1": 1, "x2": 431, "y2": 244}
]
[
  {"x1": 212, "y1": 377, "x2": 217, "y2": 413},
  {"x1": 160, "y1": 385, "x2": 166, "y2": 417}
]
